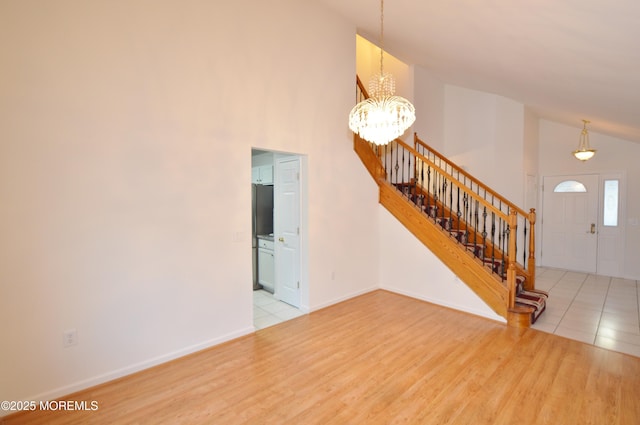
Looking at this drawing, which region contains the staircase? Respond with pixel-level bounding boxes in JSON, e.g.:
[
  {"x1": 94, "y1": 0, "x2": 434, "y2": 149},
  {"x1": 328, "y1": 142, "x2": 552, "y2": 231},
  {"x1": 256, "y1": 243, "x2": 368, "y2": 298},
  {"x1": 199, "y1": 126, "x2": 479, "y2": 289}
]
[{"x1": 353, "y1": 77, "x2": 547, "y2": 328}]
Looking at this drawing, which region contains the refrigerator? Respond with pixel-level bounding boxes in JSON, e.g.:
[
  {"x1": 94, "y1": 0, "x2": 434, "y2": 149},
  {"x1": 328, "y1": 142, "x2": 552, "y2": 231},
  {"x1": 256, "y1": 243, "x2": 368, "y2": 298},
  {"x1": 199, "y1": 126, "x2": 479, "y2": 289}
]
[{"x1": 252, "y1": 184, "x2": 274, "y2": 290}]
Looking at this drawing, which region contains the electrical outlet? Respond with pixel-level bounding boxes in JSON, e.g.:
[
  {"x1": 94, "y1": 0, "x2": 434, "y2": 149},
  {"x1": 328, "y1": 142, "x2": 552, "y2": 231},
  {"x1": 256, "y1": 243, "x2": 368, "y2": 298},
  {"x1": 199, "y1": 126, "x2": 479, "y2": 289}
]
[{"x1": 63, "y1": 329, "x2": 78, "y2": 348}]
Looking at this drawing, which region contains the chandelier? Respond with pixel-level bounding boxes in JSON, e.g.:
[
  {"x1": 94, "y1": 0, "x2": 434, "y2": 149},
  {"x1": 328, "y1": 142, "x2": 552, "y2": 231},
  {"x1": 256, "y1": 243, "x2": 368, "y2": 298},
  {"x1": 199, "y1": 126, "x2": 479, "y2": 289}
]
[
  {"x1": 573, "y1": 119, "x2": 596, "y2": 161},
  {"x1": 348, "y1": 0, "x2": 416, "y2": 146}
]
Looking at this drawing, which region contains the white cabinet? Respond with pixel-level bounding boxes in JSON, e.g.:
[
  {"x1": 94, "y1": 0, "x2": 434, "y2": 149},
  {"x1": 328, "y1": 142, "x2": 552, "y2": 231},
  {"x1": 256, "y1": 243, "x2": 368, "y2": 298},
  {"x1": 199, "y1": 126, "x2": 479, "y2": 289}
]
[
  {"x1": 257, "y1": 238, "x2": 275, "y2": 293},
  {"x1": 252, "y1": 165, "x2": 273, "y2": 185}
]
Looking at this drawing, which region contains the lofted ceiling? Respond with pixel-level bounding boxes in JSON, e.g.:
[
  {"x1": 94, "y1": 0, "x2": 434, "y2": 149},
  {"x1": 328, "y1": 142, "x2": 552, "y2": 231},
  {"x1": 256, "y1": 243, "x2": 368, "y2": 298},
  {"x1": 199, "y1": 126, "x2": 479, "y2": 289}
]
[{"x1": 316, "y1": 0, "x2": 640, "y2": 143}]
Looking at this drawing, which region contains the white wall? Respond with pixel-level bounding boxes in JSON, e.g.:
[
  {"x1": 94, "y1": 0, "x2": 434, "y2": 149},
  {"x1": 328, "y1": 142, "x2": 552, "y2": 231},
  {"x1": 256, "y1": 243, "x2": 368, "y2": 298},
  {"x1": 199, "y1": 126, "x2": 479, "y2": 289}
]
[
  {"x1": 0, "y1": 0, "x2": 379, "y2": 404},
  {"x1": 413, "y1": 66, "x2": 445, "y2": 150},
  {"x1": 523, "y1": 108, "x2": 540, "y2": 212},
  {"x1": 523, "y1": 108, "x2": 540, "y2": 184},
  {"x1": 378, "y1": 208, "x2": 505, "y2": 322},
  {"x1": 444, "y1": 85, "x2": 497, "y2": 179},
  {"x1": 495, "y1": 96, "x2": 526, "y2": 206},
  {"x1": 444, "y1": 85, "x2": 526, "y2": 205},
  {"x1": 252, "y1": 151, "x2": 274, "y2": 168},
  {"x1": 539, "y1": 120, "x2": 640, "y2": 280}
]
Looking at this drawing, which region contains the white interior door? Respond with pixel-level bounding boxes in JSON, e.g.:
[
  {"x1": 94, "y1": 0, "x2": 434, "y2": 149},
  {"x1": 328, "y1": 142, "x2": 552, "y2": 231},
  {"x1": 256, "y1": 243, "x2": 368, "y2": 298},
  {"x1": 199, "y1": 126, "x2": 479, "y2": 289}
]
[
  {"x1": 274, "y1": 156, "x2": 301, "y2": 308},
  {"x1": 541, "y1": 174, "x2": 599, "y2": 273}
]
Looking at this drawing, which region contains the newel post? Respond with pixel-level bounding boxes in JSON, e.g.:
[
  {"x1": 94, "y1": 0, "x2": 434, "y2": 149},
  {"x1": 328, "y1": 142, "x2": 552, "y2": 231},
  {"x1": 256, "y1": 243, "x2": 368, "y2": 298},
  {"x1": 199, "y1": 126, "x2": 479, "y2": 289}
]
[
  {"x1": 507, "y1": 210, "x2": 518, "y2": 309},
  {"x1": 528, "y1": 208, "x2": 537, "y2": 290}
]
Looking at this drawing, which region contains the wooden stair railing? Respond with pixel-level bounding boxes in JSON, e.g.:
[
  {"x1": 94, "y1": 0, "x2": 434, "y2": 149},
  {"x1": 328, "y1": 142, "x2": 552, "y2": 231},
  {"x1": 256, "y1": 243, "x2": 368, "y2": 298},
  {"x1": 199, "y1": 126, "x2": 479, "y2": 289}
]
[
  {"x1": 413, "y1": 134, "x2": 537, "y2": 290},
  {"x1": 352, "y1": 76, "x2": 545, "y2": 327}
]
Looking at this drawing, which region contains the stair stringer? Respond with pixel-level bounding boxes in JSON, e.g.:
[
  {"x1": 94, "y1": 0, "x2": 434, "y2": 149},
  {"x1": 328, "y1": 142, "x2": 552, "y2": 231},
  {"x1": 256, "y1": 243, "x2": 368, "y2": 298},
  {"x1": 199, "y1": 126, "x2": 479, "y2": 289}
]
[{"x1": 379, "y1": 182, "x2": 509, "y2": 320}]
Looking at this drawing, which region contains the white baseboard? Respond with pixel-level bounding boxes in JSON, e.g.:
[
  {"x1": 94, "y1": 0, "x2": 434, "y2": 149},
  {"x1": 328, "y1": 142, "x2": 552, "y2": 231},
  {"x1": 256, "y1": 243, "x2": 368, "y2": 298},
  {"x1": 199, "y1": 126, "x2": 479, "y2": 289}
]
[
  {"x1": 381, "y1": 285, "x2": 506, "y2": 323},
  {"x1": 13, "y1": 326, "x2": 255, "y2": 413},
  {"x1": 309, "y1": 285, "x2": 378, "y2": 312}
]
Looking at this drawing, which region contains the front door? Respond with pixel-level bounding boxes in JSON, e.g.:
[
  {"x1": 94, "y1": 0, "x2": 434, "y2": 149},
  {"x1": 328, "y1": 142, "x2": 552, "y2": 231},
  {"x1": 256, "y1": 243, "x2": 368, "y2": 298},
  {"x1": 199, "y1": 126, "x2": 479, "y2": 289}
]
[
  {"x1": 274, "y1": 156, "x2": 301, "y2": 308},
  {"x1": 541, "y1": 174, "x2": 599, "y2": 273}
]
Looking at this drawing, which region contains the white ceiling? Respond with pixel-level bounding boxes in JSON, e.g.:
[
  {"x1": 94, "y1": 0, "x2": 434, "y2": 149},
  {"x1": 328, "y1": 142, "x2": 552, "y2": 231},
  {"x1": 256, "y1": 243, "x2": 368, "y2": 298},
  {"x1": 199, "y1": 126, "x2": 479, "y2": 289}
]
[{"x1": 316, "y1": 0, "x2": 640, "y2": 143}]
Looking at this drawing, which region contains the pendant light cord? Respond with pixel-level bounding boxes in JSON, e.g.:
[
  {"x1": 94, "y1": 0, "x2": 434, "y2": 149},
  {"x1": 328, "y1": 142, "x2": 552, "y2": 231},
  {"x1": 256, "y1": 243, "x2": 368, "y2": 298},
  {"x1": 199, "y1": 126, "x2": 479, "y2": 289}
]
[{"x1": 380, "y1": 0, "x2": 384, "y2": 75}]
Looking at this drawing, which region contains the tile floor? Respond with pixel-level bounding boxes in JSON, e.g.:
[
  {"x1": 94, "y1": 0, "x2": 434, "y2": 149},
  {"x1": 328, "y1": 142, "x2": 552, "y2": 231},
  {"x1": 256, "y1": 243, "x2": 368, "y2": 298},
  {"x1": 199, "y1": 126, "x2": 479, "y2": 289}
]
[
  {"x1": 532, "y1": 267, "x2": 640, "y2": 357},
  {"x1": 253, "y1": 289, "x2": 304, "y2": 330}
]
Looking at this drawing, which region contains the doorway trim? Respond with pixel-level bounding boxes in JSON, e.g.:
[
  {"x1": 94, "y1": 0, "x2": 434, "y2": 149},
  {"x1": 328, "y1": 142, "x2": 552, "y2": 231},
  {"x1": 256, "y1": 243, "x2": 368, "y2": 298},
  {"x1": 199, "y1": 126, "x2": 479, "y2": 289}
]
[{"x1": 251, "y1": 148, "x2": 309, "y2": 316}]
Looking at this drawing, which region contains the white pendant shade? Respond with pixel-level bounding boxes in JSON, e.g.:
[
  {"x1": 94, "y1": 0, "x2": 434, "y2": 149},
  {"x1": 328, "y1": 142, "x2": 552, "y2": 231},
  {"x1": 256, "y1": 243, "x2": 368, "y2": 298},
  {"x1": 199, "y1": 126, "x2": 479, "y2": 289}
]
[{"x1": 573, "y1": 149, "x2": 596, "y2": 161}]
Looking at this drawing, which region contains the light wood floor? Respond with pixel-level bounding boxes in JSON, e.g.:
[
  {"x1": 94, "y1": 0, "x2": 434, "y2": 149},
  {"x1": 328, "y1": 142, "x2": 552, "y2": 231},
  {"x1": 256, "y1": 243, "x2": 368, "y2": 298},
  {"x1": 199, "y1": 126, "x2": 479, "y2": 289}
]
[{"x1": 4, "y1": 290, "x2": 640, "y2": 424}]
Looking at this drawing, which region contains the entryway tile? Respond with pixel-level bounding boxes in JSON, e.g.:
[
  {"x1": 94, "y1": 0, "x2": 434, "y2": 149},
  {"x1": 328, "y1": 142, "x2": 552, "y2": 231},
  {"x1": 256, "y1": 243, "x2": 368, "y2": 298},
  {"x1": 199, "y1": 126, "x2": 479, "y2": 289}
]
[
  {"x1": 594, "y1": 336, "x2": 640, "y2": 358},
  {"x1": 253, "y1": 289, "x2": 303, "y2": 330},
  {"x1": 534, "y1": 267, "x2": 640, "y2": 357},
  {"x1": 554, "y1": 326, "x2": 596, "y2": 344}
]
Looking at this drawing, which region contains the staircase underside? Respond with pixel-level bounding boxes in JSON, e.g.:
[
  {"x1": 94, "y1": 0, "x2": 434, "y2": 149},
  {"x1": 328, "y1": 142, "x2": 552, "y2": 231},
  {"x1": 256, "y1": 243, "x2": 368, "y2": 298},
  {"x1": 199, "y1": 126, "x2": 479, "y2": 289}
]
[{"x1": 380, "y1": 182, "x2": 510, "y2": 319}]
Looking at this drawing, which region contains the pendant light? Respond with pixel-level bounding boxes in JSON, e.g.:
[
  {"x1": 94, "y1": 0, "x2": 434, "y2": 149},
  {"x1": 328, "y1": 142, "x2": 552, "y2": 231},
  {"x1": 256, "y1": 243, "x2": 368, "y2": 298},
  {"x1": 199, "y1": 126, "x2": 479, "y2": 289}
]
[
  {"x1": 348, "y1": 0, "x2": 416, "y2": 146},
  {"x1": 573, "y1": 119, "x2": 596, "y2": 161}
]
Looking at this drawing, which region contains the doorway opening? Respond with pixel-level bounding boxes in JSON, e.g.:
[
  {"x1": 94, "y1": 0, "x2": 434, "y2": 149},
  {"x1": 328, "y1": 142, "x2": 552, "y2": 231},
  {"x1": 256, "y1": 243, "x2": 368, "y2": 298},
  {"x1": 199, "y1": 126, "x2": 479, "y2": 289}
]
[{"x1": 251, "y1": 148, "x2": 308, "y2": 330}]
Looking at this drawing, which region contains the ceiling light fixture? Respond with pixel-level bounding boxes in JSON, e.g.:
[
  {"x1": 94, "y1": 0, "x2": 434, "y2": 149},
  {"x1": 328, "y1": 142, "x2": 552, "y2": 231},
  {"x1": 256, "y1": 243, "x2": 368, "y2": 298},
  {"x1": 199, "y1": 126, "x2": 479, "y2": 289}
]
[
  {"x1": 348, "y1": 0, "x2": 416, "y2": 146},
  {"x1": 573, "y1": 119, "x2": 596, "y2": 161}
]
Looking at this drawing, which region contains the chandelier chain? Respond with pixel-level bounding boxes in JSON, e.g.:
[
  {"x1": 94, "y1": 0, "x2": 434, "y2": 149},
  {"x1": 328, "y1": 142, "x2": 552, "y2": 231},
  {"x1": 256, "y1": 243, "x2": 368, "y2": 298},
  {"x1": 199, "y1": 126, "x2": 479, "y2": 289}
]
[
  {"x1": 348, "y1": 0, "x2": 416, "y2": 145},
  {"x1": 573, "y1": 119, "x2": 596, "y2": 161},
  {"x1": 380, "y1": 0, "x2": 384, "y2": 76}
]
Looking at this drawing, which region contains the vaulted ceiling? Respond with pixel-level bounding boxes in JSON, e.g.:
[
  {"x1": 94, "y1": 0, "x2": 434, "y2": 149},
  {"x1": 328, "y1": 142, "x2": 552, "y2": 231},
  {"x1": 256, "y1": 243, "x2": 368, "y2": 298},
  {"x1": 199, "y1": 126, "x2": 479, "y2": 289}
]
[{"x1": 317, "y1": 0, "x2": 640, "y2": 143}]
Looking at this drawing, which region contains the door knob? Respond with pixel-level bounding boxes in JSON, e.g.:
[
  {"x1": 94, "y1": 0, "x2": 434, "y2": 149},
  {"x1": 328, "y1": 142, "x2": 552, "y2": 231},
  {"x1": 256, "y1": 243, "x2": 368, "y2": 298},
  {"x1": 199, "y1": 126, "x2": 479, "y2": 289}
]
[
  {"x1": 590, "y1": 223, "x2": 596, "y2": 234},
  {"x1": 278, "y1": 237, "x2": 285, "y2": 242}
]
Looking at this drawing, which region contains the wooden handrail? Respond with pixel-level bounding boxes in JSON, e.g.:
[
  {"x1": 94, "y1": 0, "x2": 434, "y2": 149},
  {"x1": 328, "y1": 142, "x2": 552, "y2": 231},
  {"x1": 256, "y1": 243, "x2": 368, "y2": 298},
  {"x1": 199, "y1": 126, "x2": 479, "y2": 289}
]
[
  {"x1": 393, "y1": 138, "x2": 510, "y2": 223},
  {"x1": 414, "y1": 134, "x2": 529, "y2": 218},
  {"x1": 412, "y1": 133, "x2": 537, "y2": 290},
  {"x1": 354, "y1": 134, "x2": 386, "y2": 183},
  {"x1": 356, "y1": 75, "x2": 369, "y2": 99}
]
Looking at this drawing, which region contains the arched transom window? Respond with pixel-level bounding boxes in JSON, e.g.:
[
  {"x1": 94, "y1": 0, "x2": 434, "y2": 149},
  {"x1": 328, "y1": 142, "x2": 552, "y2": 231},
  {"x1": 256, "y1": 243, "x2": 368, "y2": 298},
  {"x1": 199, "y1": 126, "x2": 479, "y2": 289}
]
[{"x1": 553, "y1": 180, "x2": 587, "y2": 193}]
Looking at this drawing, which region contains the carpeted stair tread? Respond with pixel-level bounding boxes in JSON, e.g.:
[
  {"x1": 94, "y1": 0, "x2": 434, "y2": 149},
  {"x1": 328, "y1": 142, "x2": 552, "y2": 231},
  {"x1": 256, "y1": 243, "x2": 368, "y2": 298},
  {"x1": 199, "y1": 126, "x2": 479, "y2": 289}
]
[{"x1": 515, "y1": 289, "x2": 548, "y2": 324}]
